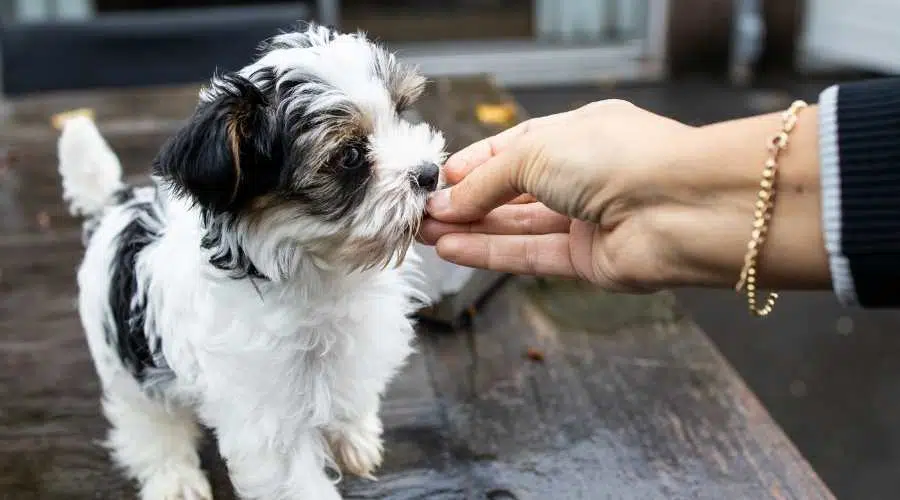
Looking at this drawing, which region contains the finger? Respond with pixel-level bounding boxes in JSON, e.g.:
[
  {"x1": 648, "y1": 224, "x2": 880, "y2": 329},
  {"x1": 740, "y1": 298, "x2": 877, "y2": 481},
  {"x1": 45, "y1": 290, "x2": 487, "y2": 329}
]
[
  {"x1": 443, "y1": 124, "x2": 527, "y2": 184},
  {"x1": 444, "y1": 111, "x2": 574, "y2": 184},
  {"x1": 435, "y1": 233, "x2": 577, "y2": 278},
  {"x1": 418, "y1": 203, "x2": 570, "y2": 245},
  {"x1": 427, "y1": 143, "x2": 529, "y2": 223},
  {"x1": 509, "y1": 194, "x2": 538, "y2": 204}
]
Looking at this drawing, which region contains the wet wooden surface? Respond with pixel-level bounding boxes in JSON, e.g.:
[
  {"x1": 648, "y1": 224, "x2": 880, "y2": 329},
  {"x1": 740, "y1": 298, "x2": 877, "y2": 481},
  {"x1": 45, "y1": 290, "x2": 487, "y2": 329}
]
[{"x1": 0, "y1": 76, "x2": 834, "y2": 499}]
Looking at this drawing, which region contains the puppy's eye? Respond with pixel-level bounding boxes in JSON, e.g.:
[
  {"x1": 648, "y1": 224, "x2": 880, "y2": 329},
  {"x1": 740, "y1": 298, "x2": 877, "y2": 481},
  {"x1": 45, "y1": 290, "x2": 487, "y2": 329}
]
[{"x1": 342, "y1": 146, "x2": 367, "y2": 170}]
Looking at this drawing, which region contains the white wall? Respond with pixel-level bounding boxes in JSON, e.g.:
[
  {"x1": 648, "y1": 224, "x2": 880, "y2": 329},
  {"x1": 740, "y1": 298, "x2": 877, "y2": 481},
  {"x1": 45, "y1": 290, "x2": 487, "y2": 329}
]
[{"x1": 800, "y1": 0, "x2": 900, "y2": 73}]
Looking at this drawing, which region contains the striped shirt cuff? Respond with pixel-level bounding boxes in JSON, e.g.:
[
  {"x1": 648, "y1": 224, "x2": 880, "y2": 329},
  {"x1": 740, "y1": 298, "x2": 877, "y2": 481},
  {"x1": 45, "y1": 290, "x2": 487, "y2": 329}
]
[
  {"x1": 818, "y1": 84, "x2": 858, "y2": 306},
  {"x1": 819, "y1": 78, "x2": 900, "y2": 308}
]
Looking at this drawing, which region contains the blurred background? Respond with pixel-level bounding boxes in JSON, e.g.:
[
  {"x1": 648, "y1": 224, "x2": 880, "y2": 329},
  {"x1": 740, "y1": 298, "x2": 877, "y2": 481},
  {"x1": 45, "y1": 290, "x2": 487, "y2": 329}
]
[{"x1": 1, "y1": 1, "x2": 899, "y2": 498}]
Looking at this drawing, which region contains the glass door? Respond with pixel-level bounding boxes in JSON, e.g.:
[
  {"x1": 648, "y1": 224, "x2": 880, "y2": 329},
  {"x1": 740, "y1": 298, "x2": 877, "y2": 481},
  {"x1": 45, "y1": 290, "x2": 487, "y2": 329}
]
[
  {"x1": 338, "y1": 0, "x2": 651, "y2": 45},
  {"x1": 340, "y1": 0, "x2": 533, "y2": 43},
  {"x1": 333, "y1": 0, "x2": 669, "y2": 87}
]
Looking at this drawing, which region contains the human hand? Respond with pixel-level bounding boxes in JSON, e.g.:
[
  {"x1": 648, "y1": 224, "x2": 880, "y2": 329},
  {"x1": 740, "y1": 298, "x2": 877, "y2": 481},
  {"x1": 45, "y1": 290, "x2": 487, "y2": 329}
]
[
  {"x1": 419, "y1": 98, "x2": 829, "y2": 293},
  {"x1": 418, "y1": 100, "x2": 705, "y2": 293}
]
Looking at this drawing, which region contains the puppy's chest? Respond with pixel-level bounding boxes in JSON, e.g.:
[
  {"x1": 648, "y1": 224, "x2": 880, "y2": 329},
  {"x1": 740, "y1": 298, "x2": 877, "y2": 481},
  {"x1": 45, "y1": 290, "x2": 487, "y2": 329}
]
[
  {"x1": 171, "y1": 276, "x2": 416, "y2": 409},
  {"x1": 183, "y1": 275, "x2": 413, "y2": 358}
]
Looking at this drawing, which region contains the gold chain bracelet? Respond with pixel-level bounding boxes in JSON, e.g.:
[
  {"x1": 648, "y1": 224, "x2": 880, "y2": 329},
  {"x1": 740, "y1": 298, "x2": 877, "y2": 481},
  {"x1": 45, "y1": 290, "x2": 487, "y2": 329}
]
[{"x1": 735, "y1": 99, "x2": 808, "y2": 317}]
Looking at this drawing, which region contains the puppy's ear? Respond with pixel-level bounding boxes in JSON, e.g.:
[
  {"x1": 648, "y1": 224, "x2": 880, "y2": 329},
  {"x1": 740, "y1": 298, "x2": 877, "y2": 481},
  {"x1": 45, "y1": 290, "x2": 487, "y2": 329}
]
[{"x1": 153, "y1": 73, "x2": 280, "y2": 214}]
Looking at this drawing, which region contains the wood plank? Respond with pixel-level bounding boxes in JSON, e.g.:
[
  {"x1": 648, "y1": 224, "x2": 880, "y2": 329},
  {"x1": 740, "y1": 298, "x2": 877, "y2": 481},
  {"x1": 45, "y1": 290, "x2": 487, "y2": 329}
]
[
  {"x1": 0, "y1": 75, "x2": 834, "y2": 499},
  {"x1": 423, "y1": 277, "x2": 833, "y2": 499}
]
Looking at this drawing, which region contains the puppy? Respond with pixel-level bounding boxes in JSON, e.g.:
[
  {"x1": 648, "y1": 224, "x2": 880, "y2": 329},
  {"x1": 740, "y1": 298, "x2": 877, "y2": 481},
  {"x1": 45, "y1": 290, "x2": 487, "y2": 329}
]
[{"x1": 56, "y1": 23, "x2": 446, "y2": 500}]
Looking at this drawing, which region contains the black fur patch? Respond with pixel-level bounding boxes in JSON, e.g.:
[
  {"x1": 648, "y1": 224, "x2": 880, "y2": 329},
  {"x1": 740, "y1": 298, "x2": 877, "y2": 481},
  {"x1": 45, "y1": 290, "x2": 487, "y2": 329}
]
[
  {"x1": 200, "y1": 212, "x2": 269, "y2": 280},
  {"x1": 275, "y1": 84, "x2": 374, "y2": 221},
  {"x1": 109, "y1": 186, "x2": 136, "y2": 205},
  {"x1": 282, "y1": 140, "x2": 373, "y2": 222},
  {"x1": 106, "y1": 201, "x2": 169, "y2": 385},
  {"x1": 152, "y1": 73, "x2": 284, "y2": 216}
]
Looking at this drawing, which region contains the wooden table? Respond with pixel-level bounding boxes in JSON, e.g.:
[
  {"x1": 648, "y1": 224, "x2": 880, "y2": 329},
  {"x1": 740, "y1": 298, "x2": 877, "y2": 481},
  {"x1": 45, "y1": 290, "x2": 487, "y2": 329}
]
[{"x1": 0, "y1": 76, "x2": 834, "y2": 499}]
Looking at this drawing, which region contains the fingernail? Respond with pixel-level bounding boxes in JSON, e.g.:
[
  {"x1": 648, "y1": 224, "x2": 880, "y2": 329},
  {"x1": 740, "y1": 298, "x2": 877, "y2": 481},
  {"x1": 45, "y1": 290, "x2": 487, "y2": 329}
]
[{"x1": 426, "y1": 189, "x2": 450, "y2": 215}]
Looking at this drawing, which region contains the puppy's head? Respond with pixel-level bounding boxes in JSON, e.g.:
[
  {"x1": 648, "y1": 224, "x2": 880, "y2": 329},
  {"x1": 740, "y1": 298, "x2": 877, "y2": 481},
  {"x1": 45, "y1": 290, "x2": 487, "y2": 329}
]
[{"x1": 153, "y1": 23, "x2": 446, "y2": 279}]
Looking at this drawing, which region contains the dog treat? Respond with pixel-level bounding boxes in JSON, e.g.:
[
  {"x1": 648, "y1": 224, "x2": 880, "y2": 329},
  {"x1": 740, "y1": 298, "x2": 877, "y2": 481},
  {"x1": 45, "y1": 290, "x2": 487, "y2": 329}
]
[
  {"x1": 50, "y1": 108, "x2": 95, "y2": 131},
  {"x1": 475, "y1": 102, "x2": 517, "y2": 126}
]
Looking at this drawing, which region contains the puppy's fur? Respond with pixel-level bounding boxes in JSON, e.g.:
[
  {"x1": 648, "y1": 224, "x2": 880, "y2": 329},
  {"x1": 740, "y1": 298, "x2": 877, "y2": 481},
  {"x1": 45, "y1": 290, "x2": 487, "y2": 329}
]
[{"x1": 56, "y1": 24, "x2": 446, "y2": 500}]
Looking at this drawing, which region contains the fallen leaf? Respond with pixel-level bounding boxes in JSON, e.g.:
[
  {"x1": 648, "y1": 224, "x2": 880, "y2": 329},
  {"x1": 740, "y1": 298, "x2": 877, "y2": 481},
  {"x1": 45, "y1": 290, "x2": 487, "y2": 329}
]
[{"x1": 475, "y1": 102, "x2": 517, "y2": 126}]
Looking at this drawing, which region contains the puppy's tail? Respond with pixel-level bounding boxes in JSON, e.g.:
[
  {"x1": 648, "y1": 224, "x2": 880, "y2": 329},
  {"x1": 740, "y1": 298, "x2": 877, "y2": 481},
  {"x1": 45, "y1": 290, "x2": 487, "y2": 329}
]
[{"x1": 53, "y1": 108, "x2": 125, "y2": 218}]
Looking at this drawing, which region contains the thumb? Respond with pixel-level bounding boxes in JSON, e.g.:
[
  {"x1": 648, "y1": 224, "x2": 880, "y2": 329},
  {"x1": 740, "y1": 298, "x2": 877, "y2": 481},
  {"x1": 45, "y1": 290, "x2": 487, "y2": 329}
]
[{"x1": 426, "y1": 143, "x2": 531, "y2": 223}]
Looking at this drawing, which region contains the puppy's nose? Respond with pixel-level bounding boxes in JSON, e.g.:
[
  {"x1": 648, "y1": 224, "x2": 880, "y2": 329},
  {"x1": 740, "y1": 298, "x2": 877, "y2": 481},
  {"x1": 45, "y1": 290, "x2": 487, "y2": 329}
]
[{"x1": 413, "y1": 162, "x2": 440, "y2": 192}]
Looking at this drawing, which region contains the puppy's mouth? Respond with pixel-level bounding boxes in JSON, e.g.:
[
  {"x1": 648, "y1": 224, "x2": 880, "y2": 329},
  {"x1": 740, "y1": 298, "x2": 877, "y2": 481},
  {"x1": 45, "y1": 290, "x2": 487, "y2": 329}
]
[
  {"x1": 336, "y1": 207, "x2": 424, "y2": 272},
  {"x1": 338, "y1": 230, "x2": 413, "y2": 273},
  {"x1": 377, "y1": 212, "x2": 423, "y2": 270},
  {"x1": 401, "y1": 198, "x2": 432, "y2": 255}
]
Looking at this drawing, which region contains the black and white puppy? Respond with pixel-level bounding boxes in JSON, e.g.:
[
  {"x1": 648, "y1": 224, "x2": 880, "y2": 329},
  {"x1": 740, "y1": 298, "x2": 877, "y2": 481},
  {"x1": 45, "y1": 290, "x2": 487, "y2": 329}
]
[{"x1": 56, "y1": 23, "x2": 446, "y2": 500}]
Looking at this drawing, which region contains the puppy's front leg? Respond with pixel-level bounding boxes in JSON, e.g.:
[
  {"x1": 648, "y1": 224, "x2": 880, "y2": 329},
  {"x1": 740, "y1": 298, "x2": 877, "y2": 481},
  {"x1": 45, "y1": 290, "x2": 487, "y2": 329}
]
[
  {"x1": 210, "y1": 415, "x2": 341, "y2": 500},
  {"x1": 325, "y1": 410, "x2": 384, "y2": 480},
  {"x1": 322, "y1": 320, "x2": 415, "y2": 481}
]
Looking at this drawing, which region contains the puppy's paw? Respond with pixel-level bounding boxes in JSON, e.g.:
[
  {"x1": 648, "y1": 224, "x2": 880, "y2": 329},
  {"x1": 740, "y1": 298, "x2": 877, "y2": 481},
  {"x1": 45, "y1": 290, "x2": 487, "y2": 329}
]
[
  {"x1": 327, "y1": 417, "x2": 384, "y2": 480},
  {"x1": 140, "y1": 464, "x2": 213, "y2": 500}
]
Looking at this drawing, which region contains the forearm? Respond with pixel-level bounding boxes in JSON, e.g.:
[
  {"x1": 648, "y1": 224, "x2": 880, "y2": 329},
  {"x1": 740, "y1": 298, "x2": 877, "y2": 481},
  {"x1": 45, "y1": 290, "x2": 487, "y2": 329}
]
[
  {"x1": 664, "y1": 104, "x2": 830, "y2": 291},
  {"x1": 668, "y1": 78, "x2": 900, "y2": 308}
]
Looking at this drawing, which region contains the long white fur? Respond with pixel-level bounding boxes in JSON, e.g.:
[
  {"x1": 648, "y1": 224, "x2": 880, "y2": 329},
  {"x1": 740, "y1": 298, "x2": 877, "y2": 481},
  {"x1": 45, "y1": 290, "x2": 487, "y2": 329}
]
[
  {"x1": 59, "y1": 27, "x2": 445, "y2": 500},
  {"x1": 56, "y1": 115, "x2": 124, "y2": 217}
]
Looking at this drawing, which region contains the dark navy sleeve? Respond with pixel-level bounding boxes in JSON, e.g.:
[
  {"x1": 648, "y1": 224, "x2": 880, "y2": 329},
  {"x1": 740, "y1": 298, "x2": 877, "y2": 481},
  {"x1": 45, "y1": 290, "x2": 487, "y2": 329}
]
[{"x1": 818, "y1": 77, "x2": 900, "y2": 308}]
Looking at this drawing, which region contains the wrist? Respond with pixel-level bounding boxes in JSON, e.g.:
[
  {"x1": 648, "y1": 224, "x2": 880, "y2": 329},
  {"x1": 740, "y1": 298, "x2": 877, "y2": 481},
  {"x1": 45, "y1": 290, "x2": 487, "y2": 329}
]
[
  {"x1": 672, "y1": 110, "x2": 820, "y2": 201},
  {"x1": 657, "y1": 106, "x2": 830, "y2": 290}
]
